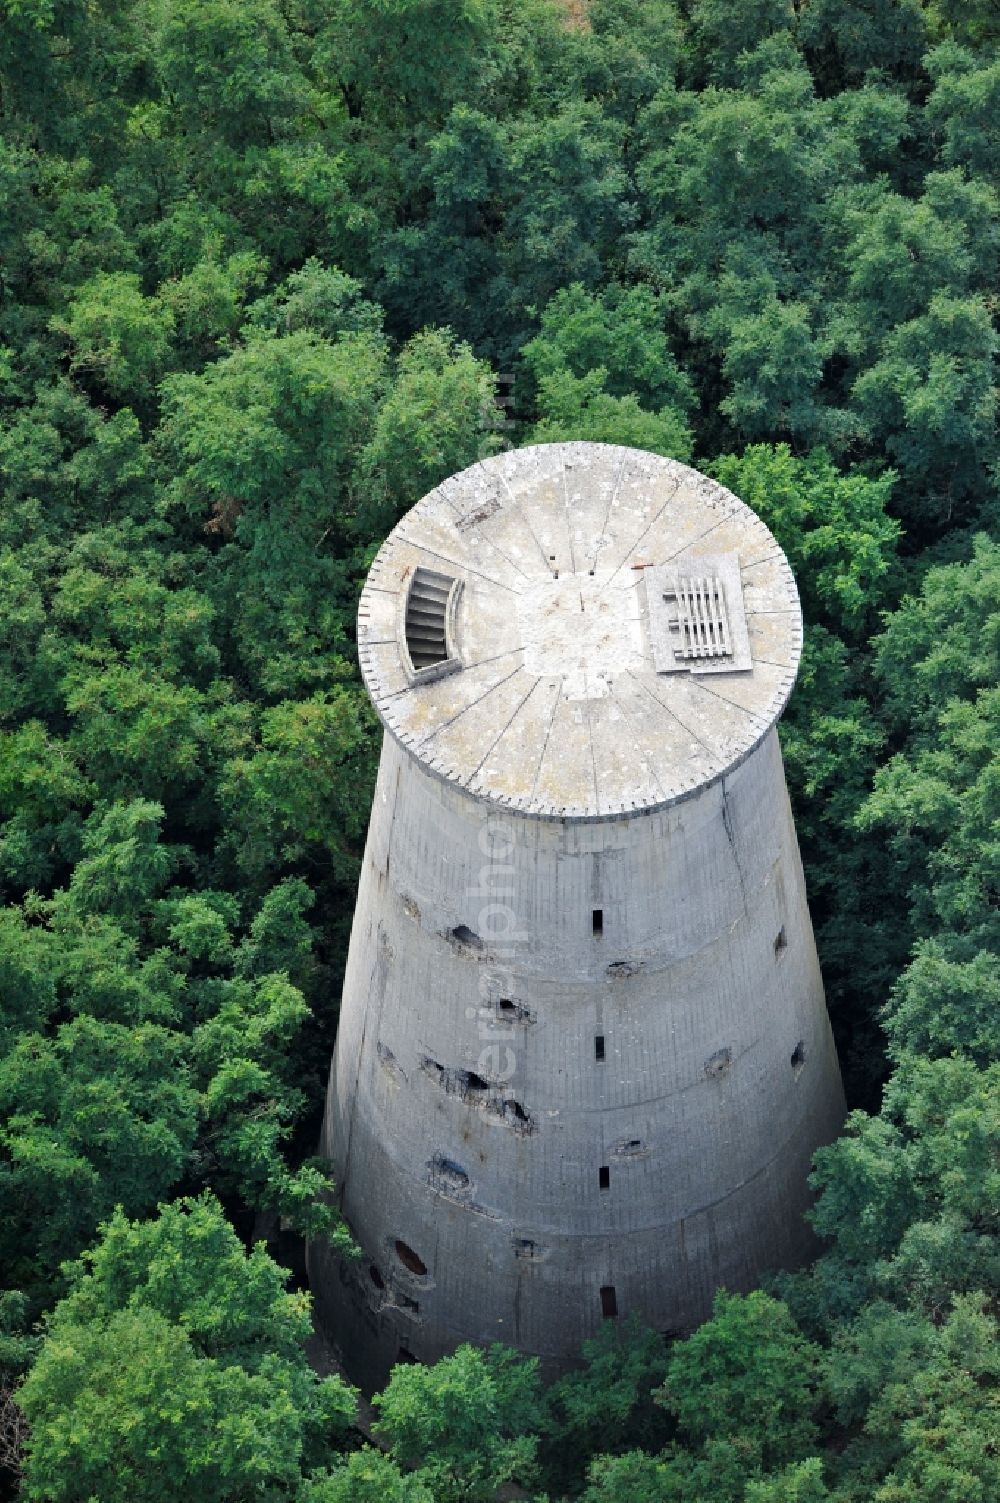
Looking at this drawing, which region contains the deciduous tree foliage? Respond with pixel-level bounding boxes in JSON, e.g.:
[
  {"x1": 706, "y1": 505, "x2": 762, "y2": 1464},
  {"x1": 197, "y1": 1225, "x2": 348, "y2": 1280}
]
[
  {"x1": 373, "y1": 1344, "x2": 540, "y2": 1501},
  {"x1": 18, "y1": 1196, "x2": 357, "y2": 1502}
]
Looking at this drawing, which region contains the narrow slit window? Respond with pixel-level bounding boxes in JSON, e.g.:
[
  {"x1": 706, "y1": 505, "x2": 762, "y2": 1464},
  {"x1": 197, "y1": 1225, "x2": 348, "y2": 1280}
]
[
  {"x1": 599, "y1": 1165, "x2": 610, "y2": 1191},
  {"x1": 595, "y1": 1034, "x2": 606, "y2": 1062},
  {"x1": 600, "y1": 1285, "x2": 618, "y2": 1319},
  {"x1": 593, "y1": 909, "x2": 604, "y2": 937}
]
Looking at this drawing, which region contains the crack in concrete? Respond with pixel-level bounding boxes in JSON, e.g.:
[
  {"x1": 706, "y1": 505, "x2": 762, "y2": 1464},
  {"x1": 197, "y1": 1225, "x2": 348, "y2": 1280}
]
[{"x1": 721, "y1": 776, "x2": 749, "y2": 919}]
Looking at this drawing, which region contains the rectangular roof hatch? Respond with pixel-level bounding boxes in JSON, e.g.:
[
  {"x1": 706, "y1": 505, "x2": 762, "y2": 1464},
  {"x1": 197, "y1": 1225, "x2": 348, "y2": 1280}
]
[{"x1": 645, "y1": 553, "x2": 752, "y2": 675}]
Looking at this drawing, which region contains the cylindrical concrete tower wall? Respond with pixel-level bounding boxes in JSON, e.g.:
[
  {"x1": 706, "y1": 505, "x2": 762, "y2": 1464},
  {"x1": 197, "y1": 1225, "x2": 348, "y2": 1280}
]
[
  {"x1": 308, "y1": 443, "x2": 846, "y2": 1388},
  {"x1": 310, "y1": 729, "x2": 843, "y2": 1386}
]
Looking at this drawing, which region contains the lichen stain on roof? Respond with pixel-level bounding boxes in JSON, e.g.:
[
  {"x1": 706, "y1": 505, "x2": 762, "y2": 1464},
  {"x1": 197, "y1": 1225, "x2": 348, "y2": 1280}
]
[{"x1": 357, "y1": 442, "x2": 802, "y2": 822}]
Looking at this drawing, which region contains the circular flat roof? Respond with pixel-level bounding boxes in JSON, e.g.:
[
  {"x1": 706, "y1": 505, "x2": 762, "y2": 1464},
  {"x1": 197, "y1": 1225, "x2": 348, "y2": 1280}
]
[{"x1": 357, "y1": 443, "x2": 802, "y2": 821}]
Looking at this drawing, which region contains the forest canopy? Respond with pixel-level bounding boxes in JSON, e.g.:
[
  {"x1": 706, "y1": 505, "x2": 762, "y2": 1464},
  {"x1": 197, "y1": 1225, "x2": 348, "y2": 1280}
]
[{"x1": 0, "y1": 0, "x2": 998, "y2": 1498}]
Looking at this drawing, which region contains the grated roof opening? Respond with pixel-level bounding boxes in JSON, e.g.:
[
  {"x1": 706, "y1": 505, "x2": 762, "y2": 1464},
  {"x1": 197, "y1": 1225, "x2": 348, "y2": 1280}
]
[
  {"x1": 405, "y1": 567, "x2": 454, "y2": 672},
  {"x1": 670, "y1": 575, "x2": 732, "y2": 660}
]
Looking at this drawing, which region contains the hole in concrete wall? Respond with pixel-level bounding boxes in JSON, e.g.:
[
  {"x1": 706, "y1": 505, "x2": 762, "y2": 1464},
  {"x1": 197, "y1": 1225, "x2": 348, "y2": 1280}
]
[
  {"x1": 593, "y1": 908, "x2": 604, "y2": 936},
  {"x1": 422, "y1": 1058, "x2": 482, "y2": 1096},
  {"x1": 600, "y1": 1285, "x2": 618, "y2": 1319},
  {"x1": 428, "y1": 1155, "x2": 470, "y2": 1194},
  {"x1": 704, "y1": 1047, "x2": 733, "y2": 1080},
  {"x1": 514, "y1": 1238, "x2": 540, "y2": 1260},
  {"x1": 791, "y1": 1041, "x2": 806, "y2": 1072},
  {"x1": 611, "y1": 1135, "x2": 650, "y2": 1160},
  {"x1": 606, "y1": 959, "x2": 640, "y2": 979},
  {"x1": 775, "y1": 926, "x2": 787, "y2": 957},
  {"x1": 421, "y1": 1055, "x2": 444, "y2": 1087},
  {"x1": 503, "y1": 1099, "x2": 531, "y2": 1129},
  {"x1": 369, "y1": 1264, "x2": 385, "y2": 1290},
  {"x1": 394, "y1": 1239, "x2": 428, "y2": 1277},
  {"x1": 376, "y1": 1041, "x2": 410, "y2": 1086},
  {"x1": 397, "y1": 1293, "x2": 420, "y2": 1314},
  {"x1": 499, "y1": 1096, "x2": 535, "y2": 1134},
  {"x1": 420, "y1": 1057, "x2": 534, "y2": 1134},
  {"x1": 599, "y1": 1165, "x2": 610, "y2": 1191},
  {"x1": 497, "y1": 997, "x2": 534, "y2": 1023},
  {"x1": 595, "y1": 1034, "x2": 606, "y2": 1062},
  {"x1": 402, "y1": 894, "x2": 421, "y2": 922},
  {"x1": 451, "y1": 924, "x2": 484, "y2": 951}
]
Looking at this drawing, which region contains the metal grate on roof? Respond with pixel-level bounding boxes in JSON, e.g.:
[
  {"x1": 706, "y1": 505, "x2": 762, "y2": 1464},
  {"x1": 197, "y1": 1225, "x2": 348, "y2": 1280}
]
[
  {"x1": 669, "y1": 575, "x2": 733, "y2": 661},
  {"x1": 646, "y1": 552, "x2": 752, "y2": 676}
]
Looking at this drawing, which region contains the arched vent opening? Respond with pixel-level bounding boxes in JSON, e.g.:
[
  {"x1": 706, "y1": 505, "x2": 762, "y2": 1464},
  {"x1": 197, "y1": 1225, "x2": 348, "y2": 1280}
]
[
  {"x1": 394, "y1": 1239, "x2": 429, "y2": 1277},
  {"x1": 405, "y1": 567, "x2": 455, "y2": 673}
]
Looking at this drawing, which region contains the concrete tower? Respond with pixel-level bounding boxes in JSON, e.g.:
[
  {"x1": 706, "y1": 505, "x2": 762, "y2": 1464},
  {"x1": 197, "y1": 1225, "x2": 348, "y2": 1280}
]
[{"x1": 309, "y1": 442, "x2": 846, "y2": 1387}]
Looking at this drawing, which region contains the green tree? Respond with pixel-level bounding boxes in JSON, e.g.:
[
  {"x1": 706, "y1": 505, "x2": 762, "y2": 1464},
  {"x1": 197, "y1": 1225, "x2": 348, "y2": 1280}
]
[
  {"x1": 798, "y1": 0, "x2": 927, "y2": 89},
  {"x1": 314, "y1": 0, "x2": 500, "y2": 131},
  {"x1": 744, "y1": 1459, "x2": 833, "y2": 1503},
  {"x1": 543, "y1": 1315, "x2": 670, "y2": 1484},
  {"x1": 301, "y1": 1449, "x2": 435, "y2": 1503},
  {"x1": 656, "y1": 1291, "x2": 823, "y2": 1473},
  {"x1": 50, "y1": 272, "x2": 175, "y2": 404},
  {"x1": 373, "y1": 1343, "x2": 540, "y2": 1502},
  {"x1": 522, "y1": 282, "x2": 694, "y2": 455},
  {"x1": 19, "y1": 1195, "x2": 356, "y2": 1502},
  {"x1": 709, "y1": 445, "x2": 899, "y2": 638},
  {"x1": 851, "y1": 293, "x2": 996, "y2": 517},
  {"x1": 529, "y1": 369, "x2": 693, "y2": 457},
  {"x1": 926, "y1": 43, "x2": 1000, "y2": 183},
  {"x1": 0, "y1": 1016, "x2": 199, "y2": 1285},
  {"x1": 808, "y1": 1056, "x2": 1000, "y2": 1317},
  {"x1": 581, "y1": 1449, "x2": 684, "y2": 1503},
  {"x1": 862, "y1": 1296, "x2": 1000, "y2": 1503},
  {"x1": 219, "y1": 688, "x2": 377, "y2": 887},
  {"x1": 687, "y1": 0, "x2": 794, "y2": 86},
  {"x1": 358, "y1": 328, "x2": 505, "y2": 530},
  {"x1": 152, "y1": 0, "x2": 306, "y2": 148},
  {"x1": 523, "y1": 282, "x2": 694, "y2": 412}
]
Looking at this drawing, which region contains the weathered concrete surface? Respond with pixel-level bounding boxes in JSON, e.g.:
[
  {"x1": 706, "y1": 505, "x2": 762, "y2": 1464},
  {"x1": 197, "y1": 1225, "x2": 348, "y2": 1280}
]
[
  {"x1": 309, "y1": 443, "x2": 846, "y2": 1389},
  {"x1": 356, "y1": 444, "x2": 802, "y2": 819}
]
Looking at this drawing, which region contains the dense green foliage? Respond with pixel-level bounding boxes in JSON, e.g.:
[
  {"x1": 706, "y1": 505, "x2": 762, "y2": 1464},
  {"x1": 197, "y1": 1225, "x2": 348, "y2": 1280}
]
[{"x1": 1, "y1": 0, "x2": 998, "y2": 1497}]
